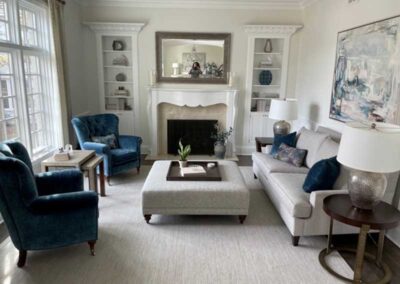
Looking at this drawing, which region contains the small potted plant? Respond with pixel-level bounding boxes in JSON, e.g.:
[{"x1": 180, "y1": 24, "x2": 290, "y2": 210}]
[
  {"x1": 177, "y1": 139, "x2": 191, "y2": 168},
  {"x1": 211, "y1": 123, "x2": 233, "y2": 159}
]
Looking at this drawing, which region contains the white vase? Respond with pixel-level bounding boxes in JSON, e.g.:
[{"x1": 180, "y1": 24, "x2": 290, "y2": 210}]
[{"x1": 179, "y1": 160, "x2": 188, "y2": 168}]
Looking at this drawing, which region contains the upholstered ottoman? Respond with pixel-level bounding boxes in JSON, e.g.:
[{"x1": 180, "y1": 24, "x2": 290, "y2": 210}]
[{"x1": 142, "y1": 160, "x2": 249, "y2": 224}]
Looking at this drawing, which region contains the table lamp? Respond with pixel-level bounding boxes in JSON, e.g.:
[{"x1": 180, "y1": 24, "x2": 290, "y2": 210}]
[
  {"x1": 172, "y1": 63, "x2": 179, "y2": 76},
  {"x1": 337, "y1": 121, "x2": 400, "y2": 210},
  {"x1": 269, "y1": 99, "x2": 298, "y2": 136}
]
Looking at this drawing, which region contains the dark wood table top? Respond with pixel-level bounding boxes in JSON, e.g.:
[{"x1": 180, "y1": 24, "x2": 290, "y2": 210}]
[
  {"x1": 323, "y1": 194, "x2": 400, "y2": 230},
  {"x1": 255, "y1": 137, "x2": 274, "y2": 144}
]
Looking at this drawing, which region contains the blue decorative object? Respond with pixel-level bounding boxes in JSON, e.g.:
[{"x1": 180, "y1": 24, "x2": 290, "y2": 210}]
[
  {"x1": 303, "y1": 156, "x2": 341, "y2": 193},
  {"x1": 0, "y1": 142, "x2": 98, "y2": 267},
  {"x1": 270, "y1": 132, "x2": 297, "y2": 156},
  {"x1": 259, "y1": 70, "x2": 273, "y2": 85},
  {"x1": 273, "y1": 143, "x2": 307, "y2": 167},
  {"x1": 72, "y1": 113, "x2": 142, "y2": 182}
]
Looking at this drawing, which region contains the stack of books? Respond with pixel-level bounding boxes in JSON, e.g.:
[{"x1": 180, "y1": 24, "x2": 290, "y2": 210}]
[{"x1": 181, "y1": 165, "x2": 206, "y2": 176}]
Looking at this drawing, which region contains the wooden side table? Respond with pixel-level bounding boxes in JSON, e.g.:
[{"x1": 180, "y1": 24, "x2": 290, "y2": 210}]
[
  {"x1": 255, "y1": 137, "x2": 274, "y2": 153},
  {"x1": 41, "y1": 150, "x2": 106, "y2": 197},
  {"x1": 320, "y1": 194, "x2": 400, "y2": 283}
]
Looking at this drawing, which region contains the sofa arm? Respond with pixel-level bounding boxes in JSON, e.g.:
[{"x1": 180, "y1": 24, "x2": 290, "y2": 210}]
[
  {"x1": 83, "y1": 142, "x2": 111, "y2": 155},
  {"x1": 119, "y1": 135, "x2": 142, "y2": 151},
  {"x1": 35, "y1": 169, "x2": 83, "y2": 196},
  {"x1": 29, "y1": 191, "x2": 99, "y2": 214},
  {"x1": 309, "y1": 189, "x2": 348, "y2": 208}
]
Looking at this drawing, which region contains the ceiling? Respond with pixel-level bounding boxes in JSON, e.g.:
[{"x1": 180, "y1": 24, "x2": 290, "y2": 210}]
[{"x1": 76, "y1": 0, "x2": 319, "y2": 9}]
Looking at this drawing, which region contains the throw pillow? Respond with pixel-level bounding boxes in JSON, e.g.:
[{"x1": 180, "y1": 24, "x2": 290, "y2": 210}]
[
  {"x1": 303, "y1": 156, "x2": 341, "y2": 193},
  {"x1": 270, "y1": 132, "x2": 297, "y2": 156},
  {"x1": 273, "y1": 143, "x2": 307, "y2": 167},
  {"x1": 91, "y1": 134, "x2": 119, "y2": 149}
]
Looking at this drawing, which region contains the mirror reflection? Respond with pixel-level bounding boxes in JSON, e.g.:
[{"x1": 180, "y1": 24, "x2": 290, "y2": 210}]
[{"x1": 162, "y1": 39, "x2": 225, "y2": 79}]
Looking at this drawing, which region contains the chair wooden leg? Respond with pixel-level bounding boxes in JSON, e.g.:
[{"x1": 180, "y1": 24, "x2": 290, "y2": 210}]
[
  {"x1": 17, "y1": 250, "x2": 27, "y2": 268},
  {"x1": 137, "y1": 166, "x2": 140, "y2": 173},
  {"x1": 144, "y1": 214, "x2": 151, "y2": 224},
  {"x1": 254, "y1": 174, "x2": 257, "y2": 179},
  {"x1": 292, "y1": 236, "x2": 300, "y2": 246},
  {"x1": 88, "y1": 241, "x2": 96, "y2": 256}
]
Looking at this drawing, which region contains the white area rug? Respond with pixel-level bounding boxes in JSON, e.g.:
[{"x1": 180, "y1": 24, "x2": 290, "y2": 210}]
[{"x1": 0, "y1": 166, "x2": 352, "y2": 284}]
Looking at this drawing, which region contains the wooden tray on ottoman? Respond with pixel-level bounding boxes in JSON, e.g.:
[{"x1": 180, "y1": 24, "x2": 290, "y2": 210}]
[{"x1": 166, "y1": 161, "x2": 222, "y2": 181}]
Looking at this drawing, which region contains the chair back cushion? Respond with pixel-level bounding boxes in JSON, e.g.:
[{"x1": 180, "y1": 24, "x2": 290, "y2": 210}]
[
  {"x1": 72, "y1": 114, "x2": 119, "y2": 148},
  {"x1": 0, "y1": 142, "x2": 33, "y2": 174}
]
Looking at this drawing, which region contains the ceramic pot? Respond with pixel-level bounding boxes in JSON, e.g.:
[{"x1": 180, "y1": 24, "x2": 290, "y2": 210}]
[
  {"x1": 179, "y1": 160, "x2": 188, "y2": 168},
  {"x1": 214, "y1": 141, "x2": 226, "y2": 159},
  {"x1": 264, "y1": 39, "x2": 273, "y2": 53}
]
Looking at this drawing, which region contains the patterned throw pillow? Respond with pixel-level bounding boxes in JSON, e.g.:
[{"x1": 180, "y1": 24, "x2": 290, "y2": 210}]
[
  {"x1": 91, "y1": 134, "x2": 119, "y2": 149},
  {"x1": 273, "y1": 143, "x2": 307, "y2": 167},
  {"x1": 270, "y1": 132, "x2": 297, "y2": 156}
]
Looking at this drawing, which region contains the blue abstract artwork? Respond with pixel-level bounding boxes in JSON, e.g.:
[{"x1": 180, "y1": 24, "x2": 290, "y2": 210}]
[{"x1": 330, "y1": 16, "x2": 400, "y2": 124}]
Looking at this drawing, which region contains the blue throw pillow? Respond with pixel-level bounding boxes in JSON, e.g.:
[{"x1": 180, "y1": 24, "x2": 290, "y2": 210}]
[
  {"x1": 303, "y1": 156, "x2": 340, "y2": 193},
  {"x1": 270, "y1": 132, "x2": 297, "y2": 156}
]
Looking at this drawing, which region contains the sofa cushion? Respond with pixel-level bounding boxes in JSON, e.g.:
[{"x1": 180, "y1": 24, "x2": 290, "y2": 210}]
[
  {"x1": 268, "y1": 173, "x2": 312, "y2": 218},
  {"x1": 252, "y1": 152, "x2": 309, "y2": 174},
  {"x1": 270, "y1": 132, "x2": 297, "y2": 156},
  {"x1": 111, "y1": 149, "x2": 138, "y2": 166},
  {"x1": 314, "y1": 137, "x2": 339, "y2": 163},
  {"x1": 316, "y1": 126, "x2": 341, "y2": 143},
  {"x1": 303, "y1": 156, "x2": 341, "y2": 193},
  {"x1": 296, "y1": 128, "x2": 329, "y2": 168},
  {"x1": 273, "y1": 143, "x2": 307, "y2": 167}
]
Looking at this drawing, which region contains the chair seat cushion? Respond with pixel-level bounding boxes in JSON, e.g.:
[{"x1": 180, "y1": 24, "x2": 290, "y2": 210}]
[
  {"x1": 252, "y1": 152, "x2": 309, "y2": 174},
  {"x1": 111, "y1": 149, "x2": 138, "y2": 165}
]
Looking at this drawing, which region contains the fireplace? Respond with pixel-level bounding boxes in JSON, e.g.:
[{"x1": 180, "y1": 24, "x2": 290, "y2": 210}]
[{"x1": 167, "y1": 119, "x2": 217, "y2": 155}]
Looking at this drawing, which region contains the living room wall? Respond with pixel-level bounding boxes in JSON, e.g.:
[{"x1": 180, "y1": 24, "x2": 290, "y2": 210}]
[
  {"x1": 296, "y1": 0, "x2": 400, "y2": 246},
  {"x1": 295, "y1": 0, "x2": 400, "y2": 132},
  {"x1": 72, "y1": 5, "x2": 302, "y2": 152}
]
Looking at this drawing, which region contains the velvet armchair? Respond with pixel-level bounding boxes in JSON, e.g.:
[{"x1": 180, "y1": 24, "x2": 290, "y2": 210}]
[
  {"x1": 71, "y1": 114, "x2": 142, "y2": 184},
  {"x1": 0, "y1": 142, "x2": 98, "y2": 267}
]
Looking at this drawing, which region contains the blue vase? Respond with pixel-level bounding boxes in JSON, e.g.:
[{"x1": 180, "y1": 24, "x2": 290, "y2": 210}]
[{"x1": 259, "y1": 70, "x2": 273, "y2": 85}]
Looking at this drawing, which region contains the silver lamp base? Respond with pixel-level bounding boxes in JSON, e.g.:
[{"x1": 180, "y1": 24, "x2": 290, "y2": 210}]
[
  {"x1": 273, "y1": 120, "x2": 291, "y2": 136},
  {"x1": 348, "y1": 169, "x2": 387, "y2": 210}
]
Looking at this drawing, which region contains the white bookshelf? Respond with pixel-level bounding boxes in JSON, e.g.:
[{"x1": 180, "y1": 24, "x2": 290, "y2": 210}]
[
  {"x1": 85, "y1": 22, "x2": 145, "y2": 135},
  {"x1": 242, "y1": 25, "x2": 302, "y2": 152}
]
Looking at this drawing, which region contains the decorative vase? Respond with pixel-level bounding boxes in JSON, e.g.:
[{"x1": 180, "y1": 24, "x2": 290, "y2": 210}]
[
  {"x1": 264, "y1": 39, "x2": 273, "y2": 53},
  {"x1": 214, "y1": 141, "x2": 226, "y2": 159},
  {"x1": 259, "y1": 70, "x2": 273, "y2": 85},
  {"x1": 179, "y1": 160, "x2": 188, "y2": 168}
]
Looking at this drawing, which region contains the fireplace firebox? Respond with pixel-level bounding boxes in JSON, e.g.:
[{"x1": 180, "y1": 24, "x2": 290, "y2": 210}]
[{"x1": 167, "y1": 119, "x2": 217, "y2": 155}]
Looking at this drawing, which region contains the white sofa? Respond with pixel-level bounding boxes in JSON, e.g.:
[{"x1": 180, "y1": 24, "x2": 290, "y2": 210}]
[{"x1": 252, "y1": 126, "x2": 399, "y2": 246}]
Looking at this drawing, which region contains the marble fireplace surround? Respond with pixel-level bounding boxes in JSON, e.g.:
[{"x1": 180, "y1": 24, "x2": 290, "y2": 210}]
[{"x1": 148, "y1": 87, "x2": 238, "y2": 156}]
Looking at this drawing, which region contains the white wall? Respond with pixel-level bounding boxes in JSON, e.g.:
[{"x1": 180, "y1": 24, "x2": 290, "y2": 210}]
[
  {"x1": 295, "y1": 0, "x2": 400, "y2": 132},
  {"x1": 296, "y1": 0, "x2": 400, "y2": 246},
  {"x1": 77, "y1": 6, "x2": 303, "y2": 151}
]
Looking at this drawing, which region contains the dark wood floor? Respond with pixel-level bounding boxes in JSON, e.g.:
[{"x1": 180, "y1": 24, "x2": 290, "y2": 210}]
[{"x1": 0, "y1": 154, "x2": 398, "y2": 283}]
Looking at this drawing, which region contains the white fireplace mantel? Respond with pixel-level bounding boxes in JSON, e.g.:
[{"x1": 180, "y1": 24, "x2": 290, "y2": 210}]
[{"x1": 148, "y1": 87, "x2": 239, "y2": 156}]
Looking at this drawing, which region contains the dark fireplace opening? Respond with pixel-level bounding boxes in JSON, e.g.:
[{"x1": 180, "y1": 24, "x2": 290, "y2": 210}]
[{"x1": 167, "y1": 119, "x2": 217, "y2": 155}]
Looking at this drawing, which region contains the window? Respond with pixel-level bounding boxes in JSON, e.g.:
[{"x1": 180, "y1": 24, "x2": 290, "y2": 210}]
[{"x1": 0, "y1": 0, "x2": 58, "y2": 159}]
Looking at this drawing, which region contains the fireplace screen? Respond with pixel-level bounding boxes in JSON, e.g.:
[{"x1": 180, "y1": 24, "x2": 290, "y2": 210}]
[{"x1": 167, "y1": 119, "x2": 217, "y2": 155}]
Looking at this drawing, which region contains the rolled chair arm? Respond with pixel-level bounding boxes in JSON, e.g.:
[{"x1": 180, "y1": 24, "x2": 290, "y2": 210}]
[
  {"x1": 118, "y1": 135, "x2": 142, "y2": 151},
  {"x1": 83, "y1": 142, "x2": 111, "y2": 155},
  {"x1": 35, "y1": 169, "x2": 84, "y2": 196},
  {"x1": 29, "y1": 191, "x2": 99, "y2": 214}
]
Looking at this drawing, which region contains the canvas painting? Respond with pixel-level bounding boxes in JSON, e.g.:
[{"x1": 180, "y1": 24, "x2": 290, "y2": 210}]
[
  {"x1": 330, "y1": 15, "x2": 400, "y2": 124},
  {"x1": 182, "y1": 52, "x2": 206, "y2": 74}
]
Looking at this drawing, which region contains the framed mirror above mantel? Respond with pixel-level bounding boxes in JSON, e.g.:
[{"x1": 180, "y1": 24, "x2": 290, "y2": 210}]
[{"x1": 155, "y1": 32, "x2": 231, "y2": 84}]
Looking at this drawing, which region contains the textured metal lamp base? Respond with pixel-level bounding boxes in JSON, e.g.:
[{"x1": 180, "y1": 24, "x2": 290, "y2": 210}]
[
  {"x1": 273, "y1": 120, "x2": 291, "y2": 136},
  {"x1": 348, "y1": 170, "x2": 387, "y2": 210}
]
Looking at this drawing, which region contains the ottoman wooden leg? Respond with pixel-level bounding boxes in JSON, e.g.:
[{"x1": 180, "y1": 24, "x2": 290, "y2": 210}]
[
  {"x1": 239, "y1": 215, "x2": 247, "y2": 224},
  {"x1": 144, "y1": 214, "x2": 152, "y2": 224}
]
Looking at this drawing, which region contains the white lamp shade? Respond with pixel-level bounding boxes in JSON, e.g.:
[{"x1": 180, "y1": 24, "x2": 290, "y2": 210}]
[
  {"x1": 269, "y1": 99, "x2": 298, "y2": 121},
  {"x1": 172, "y1": 63, "x2": 179, "y2": 68},
  {"x1": 337, "y1": 121, "x2": 400, "y2": 173}
]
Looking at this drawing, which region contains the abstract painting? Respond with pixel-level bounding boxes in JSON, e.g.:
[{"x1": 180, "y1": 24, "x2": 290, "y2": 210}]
[{"x1": 330, "y1": 15, "x2": 400, "y2": 124}]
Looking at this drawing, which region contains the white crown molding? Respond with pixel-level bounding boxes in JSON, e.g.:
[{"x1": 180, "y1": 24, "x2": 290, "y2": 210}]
[
  {"x1": 300, "y1": 0, "x2": 320, "y2": 8},
  {"x1": 84, "y1": 22, "x2": 146, "y2": 32},
  {"x1": 74, "y1": 0, "x2": 306, "y2": 10},
  {"x1": 243, "y1": 25, "x2": 303, "y2": 35}
]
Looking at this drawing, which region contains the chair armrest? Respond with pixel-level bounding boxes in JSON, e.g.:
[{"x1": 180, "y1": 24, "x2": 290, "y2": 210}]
[
  {"x1": 309, "y1": 189, "x2": 348, "y2": 208},
  {"x1": 29, "y1": 191, "x2": 99, "y2": 214},
  {"x1": 35, "y1": 169, "x2": 84, "y2": 196},
  {"x1": 83, "y1": 142, "x2": 111, "y2": 155},
  {"x1": 119, "y1": 135, "x2": 142, "y2": 151}
]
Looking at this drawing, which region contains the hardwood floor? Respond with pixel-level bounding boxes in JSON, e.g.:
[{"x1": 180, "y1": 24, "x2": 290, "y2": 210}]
[{"x1": 0, "y1": 154, "x2": 398, "y2": 283}]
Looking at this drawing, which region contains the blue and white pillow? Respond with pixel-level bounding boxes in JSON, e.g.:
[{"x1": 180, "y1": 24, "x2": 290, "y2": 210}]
[
  {"x1": 91, "y1": 134, "x2": 119, "y2": 149},
  {"x1": 273, "y1": 143, "x2": 307, "y2": 167}
]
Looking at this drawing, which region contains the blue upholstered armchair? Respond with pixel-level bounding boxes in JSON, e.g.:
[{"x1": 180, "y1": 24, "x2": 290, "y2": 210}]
[
  {"x1": 0, "y1": 142, "x2": 98, "y2": 267},
  {"x1": 71, "y1": 114, "x2": 142, "y2": 184}
]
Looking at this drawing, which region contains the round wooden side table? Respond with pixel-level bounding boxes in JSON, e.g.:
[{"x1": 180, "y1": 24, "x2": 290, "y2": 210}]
[{"x1": 319, "y1": 194, "x2": 400, "y2": 284}]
